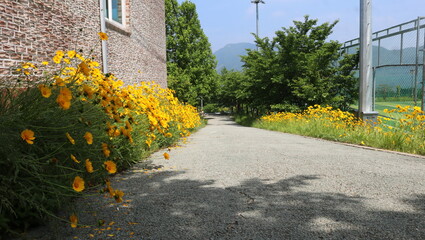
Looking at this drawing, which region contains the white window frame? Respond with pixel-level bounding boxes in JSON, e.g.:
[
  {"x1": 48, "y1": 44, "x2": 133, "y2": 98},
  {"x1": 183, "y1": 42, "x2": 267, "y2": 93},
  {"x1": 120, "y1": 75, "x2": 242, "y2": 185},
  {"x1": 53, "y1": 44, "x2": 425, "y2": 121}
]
[{"x1": 104, "y1": 0, "x2": 126, "y2": 27}]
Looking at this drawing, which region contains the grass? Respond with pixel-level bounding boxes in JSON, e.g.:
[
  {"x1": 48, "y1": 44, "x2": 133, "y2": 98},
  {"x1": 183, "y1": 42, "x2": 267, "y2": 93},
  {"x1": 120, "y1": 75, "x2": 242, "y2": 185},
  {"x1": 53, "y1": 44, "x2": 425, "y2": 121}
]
[
  {"x1": 375, "y1": 101, "x2": 416, "y2": 118},
  {"x1": 350, "y1": 100, "x2": 419, "y2": 127}
]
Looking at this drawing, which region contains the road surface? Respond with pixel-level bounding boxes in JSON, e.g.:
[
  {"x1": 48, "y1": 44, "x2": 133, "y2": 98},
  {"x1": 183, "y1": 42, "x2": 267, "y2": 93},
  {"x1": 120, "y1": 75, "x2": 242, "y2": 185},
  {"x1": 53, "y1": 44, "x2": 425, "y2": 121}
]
[{"x1": 27, "y1": 115, "x2": 425, "y2": 239}]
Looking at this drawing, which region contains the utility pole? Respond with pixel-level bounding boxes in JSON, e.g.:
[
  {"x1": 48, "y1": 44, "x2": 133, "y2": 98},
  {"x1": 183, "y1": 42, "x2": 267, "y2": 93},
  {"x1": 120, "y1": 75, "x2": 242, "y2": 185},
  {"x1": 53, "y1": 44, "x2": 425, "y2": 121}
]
[
  {"x1": 251, "y1": 0, "x2": 265, "y2": 49},
  {"x1": 359, "y1": 0, "x2": 378, "y2": 123},
  {"x1": 421, "y1": 46, "x2": 425, "y2": 111}
]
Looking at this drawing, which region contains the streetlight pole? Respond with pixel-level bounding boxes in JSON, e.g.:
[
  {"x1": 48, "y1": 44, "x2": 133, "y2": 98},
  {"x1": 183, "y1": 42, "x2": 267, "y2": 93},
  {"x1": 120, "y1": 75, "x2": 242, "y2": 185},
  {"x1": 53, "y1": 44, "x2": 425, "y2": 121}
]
[
  {"x1": 251, "y1": 0, "x2": 265, "y2": 49},
  {"x1": 359, "y1": 0, "x2": 378, "y2": 123}
]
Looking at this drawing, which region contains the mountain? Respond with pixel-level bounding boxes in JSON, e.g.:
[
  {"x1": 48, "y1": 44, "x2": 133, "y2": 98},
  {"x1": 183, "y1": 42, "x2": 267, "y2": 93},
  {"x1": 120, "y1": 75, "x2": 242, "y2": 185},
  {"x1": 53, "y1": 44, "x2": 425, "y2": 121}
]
[{"x1": 214, "y1": 42, "x2": 256, "y2": 71}]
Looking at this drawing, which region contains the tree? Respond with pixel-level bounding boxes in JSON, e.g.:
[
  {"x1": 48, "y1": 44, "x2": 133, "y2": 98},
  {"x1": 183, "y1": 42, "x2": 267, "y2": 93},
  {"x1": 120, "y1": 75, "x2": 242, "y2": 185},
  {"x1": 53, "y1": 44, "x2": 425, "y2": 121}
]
[
  {"x1": 165, "y1": 0, "x2": 218, "y2": 106},
  {"x1": 241, "y1": 16, "x2": 358, "y2": 112},
  {"x1": 216, "y1": 68, "x2": 248, "y2": 111}
]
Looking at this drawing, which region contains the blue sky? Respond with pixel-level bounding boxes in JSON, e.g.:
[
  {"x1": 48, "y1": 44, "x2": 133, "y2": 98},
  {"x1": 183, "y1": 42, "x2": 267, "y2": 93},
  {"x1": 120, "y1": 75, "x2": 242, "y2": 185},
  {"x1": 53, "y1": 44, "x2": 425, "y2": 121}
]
[{"x1": 177, "y1": 0, "x2": 425, "y2": 52}]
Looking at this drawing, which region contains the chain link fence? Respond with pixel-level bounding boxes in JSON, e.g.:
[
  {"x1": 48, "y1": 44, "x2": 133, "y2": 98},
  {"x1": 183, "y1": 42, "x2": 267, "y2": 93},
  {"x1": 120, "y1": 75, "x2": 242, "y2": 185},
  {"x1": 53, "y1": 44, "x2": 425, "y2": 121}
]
[{"x1": 341, "y1": 17, "x2": 425, "y2": 112}]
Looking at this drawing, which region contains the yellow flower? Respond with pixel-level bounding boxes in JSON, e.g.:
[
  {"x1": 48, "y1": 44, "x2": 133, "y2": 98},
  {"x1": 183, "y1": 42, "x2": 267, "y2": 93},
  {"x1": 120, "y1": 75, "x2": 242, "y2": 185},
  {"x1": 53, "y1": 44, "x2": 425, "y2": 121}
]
[
  {"x1": 125, "y1": 120, "x2": 133, "y2": 131},
  {"x1": 67, "y1": 50, "x2": 76, "y2": 59},
  {"x1": 85, "y1": 159, "x2": 94, "y2": 173},
  {"x1": 102, "y1": 143, "x2": 111, "y2": 157},
  {"x1": 38, "y1": 84, "x2": 52, "y2": 98},
  {"x1": 52, "y1": 55, "x2": 62, "y2": 64},
  {"x1": 163, "y1": 152, "x2": 170, "y2": 160},
  {"x1": 98, "y1": 32, "x2": 109, "y2": 41},
  {"x1": 78, "y1": 61, "x2": 90, "y2": 76},
  {"x1": 113, "y1": 190, "x2": 124, "y2": 203},
  {"x1": 104, "y1": 160, "x2": 117, "y2": 174},
  {"x1": 70, "y1": 214, "x2": 78, "y2": 228},
  {"x1": 41, "y1": 61, "x2": 49, "y2": 66},
  {"x1": 82, "y1": 84, "x2": 95, "y2": 98},
  {"x1": 113, "y1": 128, "x2": 121, "y2": 137},
  {"x1": 70, "y1": 154, "x2": 80, "y2": 163},
  {"x1": 60, "y1": 87, "x2": 72, "y2": 101},
  {"x1": 72, "y1": 176, "x2": 85, "y2": 192},
  {"x1": 145, "y1": 138, "x2": 152, "y2": 148},
  {"x1": 105, "y1": 179, "x2": 114, "y2": 197},
  {"x1": 121, "y1": 127, "x2": 129, "y2": 138},
  {"x1": 21, "y1": 129, "x2": 35, "y2": 144},
  {"x1": 66, "y1": 132, "x2": 75, "y2": 144},
  {"x1": 54, "y1": 77, "x2": 65, "y2": 86},
  {"x1": 84, "y1": 132, "x2": 93, "y2": 144},
  {"x1": 56, "y1": 94, "x2": 71, "y2": 110},
  {"x1": 55, "y1": 50, "x2": 64, "y2": 57}
]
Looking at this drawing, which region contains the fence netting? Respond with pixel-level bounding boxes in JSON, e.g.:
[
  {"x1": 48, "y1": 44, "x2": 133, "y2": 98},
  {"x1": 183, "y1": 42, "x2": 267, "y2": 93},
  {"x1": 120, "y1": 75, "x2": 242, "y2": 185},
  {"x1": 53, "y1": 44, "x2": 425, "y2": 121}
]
[{"x1": 341, "y1": 17, "x2": 425, "y2": 112}]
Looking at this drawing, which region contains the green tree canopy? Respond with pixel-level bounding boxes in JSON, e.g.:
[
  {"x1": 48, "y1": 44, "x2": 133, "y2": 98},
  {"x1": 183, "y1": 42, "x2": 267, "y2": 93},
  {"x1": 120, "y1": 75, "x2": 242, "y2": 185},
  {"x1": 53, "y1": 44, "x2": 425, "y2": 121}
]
[
  {"x1": 165, "y1": 0, "x2": 218, "y2": 106},
  {"x1": 241, "y1": 16, "x2": 358, "y2": 112},
  {"x1": 216, "y1": 68, "x2": 248, "y2": 108}
]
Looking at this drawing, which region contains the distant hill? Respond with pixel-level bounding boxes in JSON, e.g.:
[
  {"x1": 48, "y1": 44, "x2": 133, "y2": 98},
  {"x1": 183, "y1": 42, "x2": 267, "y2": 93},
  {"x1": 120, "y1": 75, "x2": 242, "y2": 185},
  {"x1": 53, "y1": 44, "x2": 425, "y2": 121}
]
[{"x1": 214, "y1": 42, "x2": 256, "y2": 71}]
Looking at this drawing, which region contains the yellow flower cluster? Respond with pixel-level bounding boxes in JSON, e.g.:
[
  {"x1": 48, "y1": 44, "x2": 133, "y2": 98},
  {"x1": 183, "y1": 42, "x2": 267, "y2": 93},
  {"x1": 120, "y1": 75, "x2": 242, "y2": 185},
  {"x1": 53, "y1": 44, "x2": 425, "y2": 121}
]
[
  {"x1": 16, "y1": 32, "x2": 201, "y2": 229},
  {"x1": 261, "y1": 104, "x2": 425, "y2": 154},
  {"x1": 383, "y1": 105, "x2": 425, "y2": 134},
  {"x1": 262, "y1": 105, "x2": 362, "y2": 129},
  {"x1": 31, "y1": 49, "x2": 200, "y2": 147}
]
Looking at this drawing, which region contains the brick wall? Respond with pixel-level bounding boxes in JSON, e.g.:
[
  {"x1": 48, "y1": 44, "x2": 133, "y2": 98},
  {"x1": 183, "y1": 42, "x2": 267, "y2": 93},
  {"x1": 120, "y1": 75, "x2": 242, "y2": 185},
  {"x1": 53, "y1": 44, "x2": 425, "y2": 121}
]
[
  {"x1": 0, "y1": 0, "x2": 101, "y2": 77},
  {"x1": 106, "y1": 0, "x2": 167, "y2": 87},
  {"x1": 0, "y1": 0, "x2": 167, "y2": 88}
]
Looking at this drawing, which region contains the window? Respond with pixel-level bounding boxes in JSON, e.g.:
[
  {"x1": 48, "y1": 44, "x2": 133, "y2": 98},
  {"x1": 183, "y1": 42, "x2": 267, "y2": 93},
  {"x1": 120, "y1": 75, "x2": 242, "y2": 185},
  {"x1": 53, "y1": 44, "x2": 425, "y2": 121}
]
[{"x1": 104, "y1": 0, "x2": 125, "y2": 26}]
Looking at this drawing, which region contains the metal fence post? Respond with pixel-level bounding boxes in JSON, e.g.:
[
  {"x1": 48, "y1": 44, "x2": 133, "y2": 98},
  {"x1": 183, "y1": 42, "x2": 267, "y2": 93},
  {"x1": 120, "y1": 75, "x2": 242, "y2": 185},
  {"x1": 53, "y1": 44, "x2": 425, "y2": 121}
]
[
  {"x1": 359, "y1": 0, "x2": 378, "y2": 122},
  {"x1": 421, "y1": 17, "x2": 425, "y2": 111},
  {"x1": 421, "y1": 48, "x2": 425, "y2": 111},
  {"x1": 415, "y1": 17, "x2": 421, "y2": 106}
]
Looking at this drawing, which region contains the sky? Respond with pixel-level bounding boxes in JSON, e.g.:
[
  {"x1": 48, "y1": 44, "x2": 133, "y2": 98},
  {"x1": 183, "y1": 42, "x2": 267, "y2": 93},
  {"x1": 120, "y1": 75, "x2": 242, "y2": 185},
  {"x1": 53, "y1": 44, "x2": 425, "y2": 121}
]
[{"x1": 176, "y1": 0, "x2": 425, "y2": 52}]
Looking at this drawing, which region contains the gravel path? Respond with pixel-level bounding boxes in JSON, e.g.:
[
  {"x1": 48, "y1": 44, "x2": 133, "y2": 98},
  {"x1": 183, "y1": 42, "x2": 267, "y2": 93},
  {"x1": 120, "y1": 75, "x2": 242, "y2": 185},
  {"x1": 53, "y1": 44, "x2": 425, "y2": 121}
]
[{"x1": 24, "y1": 115, "x2": 425, "y2": 239}]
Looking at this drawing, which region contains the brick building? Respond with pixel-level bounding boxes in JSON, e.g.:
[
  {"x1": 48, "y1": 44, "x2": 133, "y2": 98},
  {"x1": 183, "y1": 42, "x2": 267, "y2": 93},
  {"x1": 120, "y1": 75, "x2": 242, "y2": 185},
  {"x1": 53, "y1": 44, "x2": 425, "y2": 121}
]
[{"x1": 0, "y1": 0, "x2": 167, "y2": 87}]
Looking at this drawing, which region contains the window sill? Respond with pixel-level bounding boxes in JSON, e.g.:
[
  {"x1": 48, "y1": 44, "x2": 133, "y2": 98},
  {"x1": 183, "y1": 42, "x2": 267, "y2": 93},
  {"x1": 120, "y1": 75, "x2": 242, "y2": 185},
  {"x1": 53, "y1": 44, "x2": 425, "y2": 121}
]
[{"x1": 105, "y1": 19, "x2": 131, "y2": 37}]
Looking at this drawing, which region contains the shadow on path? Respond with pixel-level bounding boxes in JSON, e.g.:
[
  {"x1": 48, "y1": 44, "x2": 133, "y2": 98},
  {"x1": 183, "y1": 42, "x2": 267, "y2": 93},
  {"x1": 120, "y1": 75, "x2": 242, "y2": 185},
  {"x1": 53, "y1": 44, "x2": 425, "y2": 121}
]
[{"x1": 43, "y1": 169, "x2": 425, "y2": 240}]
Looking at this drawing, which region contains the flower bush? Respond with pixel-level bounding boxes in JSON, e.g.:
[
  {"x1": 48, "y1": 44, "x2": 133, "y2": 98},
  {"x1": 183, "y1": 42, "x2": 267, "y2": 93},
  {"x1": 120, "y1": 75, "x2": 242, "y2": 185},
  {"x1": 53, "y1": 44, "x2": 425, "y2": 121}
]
[
  {"x1": 257, "y1": 104, "x2": 425, "y2": 155},
  {"x1": 0, "y1": 34, "x2": 201, "y2": 236}
]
